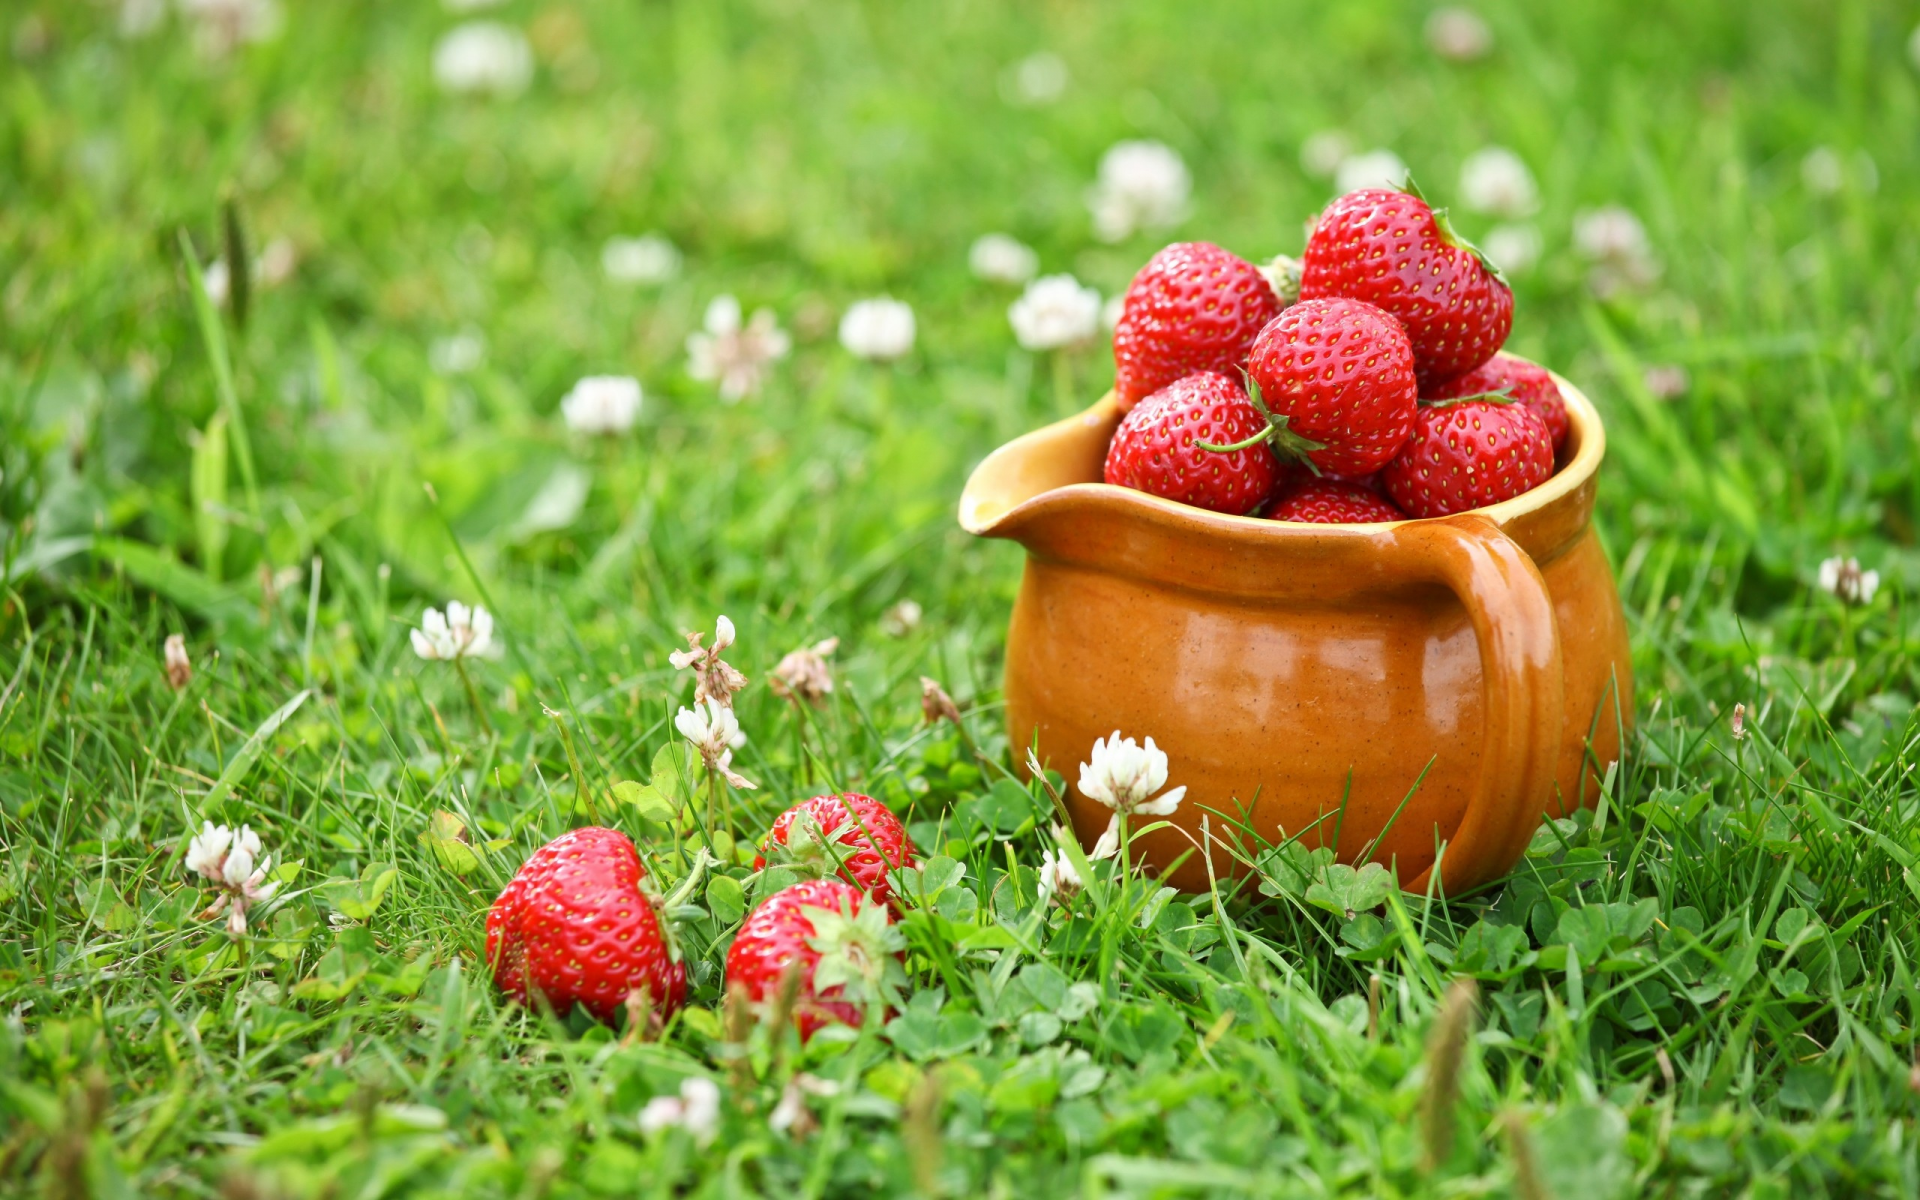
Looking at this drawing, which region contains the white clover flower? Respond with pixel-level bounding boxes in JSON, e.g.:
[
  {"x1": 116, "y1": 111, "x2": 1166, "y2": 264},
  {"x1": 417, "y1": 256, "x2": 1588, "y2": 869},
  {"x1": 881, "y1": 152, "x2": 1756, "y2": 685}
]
[
  {"x1": 201, "y1": 259, "x2": 231, "y2": 309},
  {"x1": 1086, "y1": 141, "x2": 1190, "y2": 243},
  {"x1": 180, "y1": 0, "x2": 281, "y2": 57},
  {"x1": 1481, "y1": 224, "x2": 1541, "y2": 276},
  {"x1": 1801, "y1": 147, "x2": 1844, "y2": 196},
  {"x1": 186, "y1": 821, "x2": 234, "y2": 879},
  {"x1": 560, "y1": 375, "x2": 643, "y2": 436},
  {"x1": 184, "y1": 821, "x2": 279, "y2": 938},
  {"x1": 687, "y1": 295, "x2": 790, "y2": 402},
  {"x1": 1008, "y1": 275, "x2": 1101, "y2": 351},
  {"x1": 257, "y1": 237, "x2": 299, "y2": 287},
  {"x1": 675, "y1": 699, "x2": 755, "y2": 790},
  {"x1": 838, "y1": 297, "x2": 916, "y2": 362},
  {"x1": 118, "y1": 0, "x2": 167, "y2": 38},
  {"x1": 1459, "y1": 147, "x2": 1538, "y2": 219},
  {"x1": 411, "y1": 602, "x2": 498, "y2": 661},
  {"x1": 639, "y1": 1077, "x2": 722, "y2": 1146},
  {"x1": 1572, "y1": 206, "x2": 1650, "y2": 261},
  {"x1": 1100, "y1": 293, "x2": 1125, "y2": 331},
  {"x1": 164, "y1": 634, "x2": 192, "y2": 690},
  {"x1": 879, "y1": 599, "x2": 922, "y2": 638},
  {"x1": 602, "y1": 234, "x2": 681, "y2": 285},
  {"x1": 432, "y1": 22, "x2": 533, "y2": 96},
  {"x1": 430, "y1": 328, "x2": 486, "y2": 375},
  {"x1": 1425, "y1": 7, "x2": 1493, "y2": 61},
  {"x1": 969, "y1": 233, "x2": 1039, "y2": 285},
  {"x1": 1077, "y1": 731, "x2": 1186, "y2": 860},
  {"x1": 1006, "y1": 51, "x2": 1069, "y2": 105},
  {"x1": 768, "y1": 1074, "x2": 839, "y2": 1137},
  {"x1": 1335, "y1": 149, "x2": 1409, "y2": 195},
  {"x1": 1572, "y1": 206, "x2": 1660, "y2": 296},
  {"x1": 1817, "y1": 556, "x2": 1879, "y2": 607},
  {"x1": 1642, "y1": 364, "x2": 1689, "y2": 400},
  {"x1": 1300, "y1": 130, "x2": 1353, "y2": 179},
  {"x1": 1037, "y1": 830, "x2": 1084, "y2": 905},
  {"x1": 669, "y1": 615, "x2": 748, "y2": 707}
]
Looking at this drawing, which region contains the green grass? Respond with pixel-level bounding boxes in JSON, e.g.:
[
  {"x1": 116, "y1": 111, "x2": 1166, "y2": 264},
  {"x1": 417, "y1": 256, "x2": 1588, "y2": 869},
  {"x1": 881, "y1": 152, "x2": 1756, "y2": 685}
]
[{"x1": 4, "y1": 0, "x2": 1920, "y2": 1195}]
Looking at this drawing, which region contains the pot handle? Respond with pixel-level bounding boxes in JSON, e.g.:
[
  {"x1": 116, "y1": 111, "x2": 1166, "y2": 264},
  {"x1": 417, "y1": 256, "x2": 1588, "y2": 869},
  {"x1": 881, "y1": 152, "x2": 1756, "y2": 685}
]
[{"x1": 1396, "y1": 514, "x2": 1565, "y2": 897}]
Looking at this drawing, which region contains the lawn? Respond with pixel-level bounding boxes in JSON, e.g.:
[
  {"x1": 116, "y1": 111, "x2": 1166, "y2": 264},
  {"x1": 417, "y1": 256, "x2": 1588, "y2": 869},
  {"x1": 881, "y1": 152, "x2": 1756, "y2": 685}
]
[{"x1": 4, "y1": 0, "x2": 1920, "y2": 1195}]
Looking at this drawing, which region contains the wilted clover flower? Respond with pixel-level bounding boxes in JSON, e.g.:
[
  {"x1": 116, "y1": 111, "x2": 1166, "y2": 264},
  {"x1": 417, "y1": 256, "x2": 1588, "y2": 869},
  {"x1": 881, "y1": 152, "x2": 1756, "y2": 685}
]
[
  {"x1": 670, "y1": 616, "x2": 749, "y2": 708},
  {"x1": 1817, "y1": 556, "x2": 1879, "y2": 606},
  {"x1": 769, "y1": 638, "x2": 838, "y2": 708},
  {"x1": 687, "y1": 296, "x2": 790, "y2": 402}
]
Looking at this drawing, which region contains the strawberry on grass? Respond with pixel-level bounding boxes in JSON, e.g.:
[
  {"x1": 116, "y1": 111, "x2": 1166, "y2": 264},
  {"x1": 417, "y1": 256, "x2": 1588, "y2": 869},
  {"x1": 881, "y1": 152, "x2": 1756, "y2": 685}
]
[
  {"x1": 1102, "y1": 370, "x2": 1285, "y2": 515},
  {"x1": 1112, "y1": 242, "x2": 1286, "y2": 411},
  {"x1": 754, "y1": 792, "x2": 919, "y2": 911},
  {"x1": 725, "y1": 878, "x2": 907, "y2": 1041},
  {"x1": 1300, "y1": 183, "x2": 1513, "y2": 388},
  {"x1": 485, "y1": 826, "x2": 688, "y2": 1027}
]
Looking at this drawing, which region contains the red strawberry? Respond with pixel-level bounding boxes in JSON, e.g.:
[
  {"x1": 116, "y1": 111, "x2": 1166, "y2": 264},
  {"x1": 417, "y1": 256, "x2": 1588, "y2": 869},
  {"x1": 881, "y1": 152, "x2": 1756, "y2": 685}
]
[
  {"x1": 1242, "y1": 297, "x2": 1419, "y2": 476},
  {"x1": 1266, "y1": 478, "x2": 1406, "y2": 524},
  {"x1": 725, "y1": 879, "x2": 906, "y2": 1041},
  {"x1": 1112, "y1": 243, "x2": 1285, "y2": 410},
  {"x1": 1299, "y1": 186, "x2": 1513, "y2": 387},
  {"x1": 1425, "y1": 352, "x2": 1568, "y2": 450},
  {"x1": 485, "y1": 826, "x2": 686, "y2": 1025},
  {"x1": 1103, "y1": 371, "x2": 1285, "y2": 515},
  {"x1": 754, "y1": 792, "x2": 919, "y2": 910},
  {"x1": 1382, "y1": 399, "x2": 1555, "y2": 518}
]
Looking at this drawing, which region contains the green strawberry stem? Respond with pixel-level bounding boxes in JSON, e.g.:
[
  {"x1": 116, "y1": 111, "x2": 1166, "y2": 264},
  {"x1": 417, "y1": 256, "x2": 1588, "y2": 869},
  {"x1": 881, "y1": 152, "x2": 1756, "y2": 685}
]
[
  {"x1": 1420, "y1": 385, "x2": 1516, "y2": 409},
  {"x1": 1197, "y1": 379, "x2": 1328, "y2": 473}
]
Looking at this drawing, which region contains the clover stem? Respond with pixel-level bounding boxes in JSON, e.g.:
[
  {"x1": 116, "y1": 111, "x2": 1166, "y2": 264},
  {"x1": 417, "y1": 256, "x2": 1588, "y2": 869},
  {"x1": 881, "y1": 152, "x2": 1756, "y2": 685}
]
[
  {"x1": 706, "y1": 766, "x2": 724, "y2": 855},
  {"x1": 1051, "y1": 350, "x2": 1075, "y2": 415},
  {"x1": 453, "y1": 657, "x2": 492, "y2": 738}
]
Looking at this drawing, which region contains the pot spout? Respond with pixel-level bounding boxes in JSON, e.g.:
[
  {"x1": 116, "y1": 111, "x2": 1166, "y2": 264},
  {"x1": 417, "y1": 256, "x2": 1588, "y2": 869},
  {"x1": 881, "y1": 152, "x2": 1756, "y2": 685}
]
[{"x1": 958, "y1": 395, "x2": 1123, "y2": 538}]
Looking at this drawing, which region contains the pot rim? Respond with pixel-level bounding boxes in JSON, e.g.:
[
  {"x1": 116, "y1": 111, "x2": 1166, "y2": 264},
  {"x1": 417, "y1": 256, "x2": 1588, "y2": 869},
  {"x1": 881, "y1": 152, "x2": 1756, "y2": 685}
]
[{"x1": 959, "y1": 360, "x2": 1603, "y2": 538}]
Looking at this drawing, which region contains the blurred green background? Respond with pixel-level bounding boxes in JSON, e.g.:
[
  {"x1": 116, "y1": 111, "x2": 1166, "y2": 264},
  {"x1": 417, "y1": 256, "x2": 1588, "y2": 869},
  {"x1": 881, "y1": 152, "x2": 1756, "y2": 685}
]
[{"x1": 5, "y1": 1, "x2": 1920, "y2": 1195}]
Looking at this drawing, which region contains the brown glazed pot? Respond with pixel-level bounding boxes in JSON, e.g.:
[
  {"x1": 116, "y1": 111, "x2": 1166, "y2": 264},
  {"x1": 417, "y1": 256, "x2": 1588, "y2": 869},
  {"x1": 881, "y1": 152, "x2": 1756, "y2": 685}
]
[{"x1": 959, "y1": 371, "x2": 1633, "y2": 896}]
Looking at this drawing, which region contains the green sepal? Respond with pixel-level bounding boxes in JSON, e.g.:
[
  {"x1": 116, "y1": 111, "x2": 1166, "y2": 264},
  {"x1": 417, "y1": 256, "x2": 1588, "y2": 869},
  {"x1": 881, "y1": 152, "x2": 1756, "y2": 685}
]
[
  {"x1": 1197, "y1": 375, "x2": 1328, "y2": 475},
  {"x1": 1398, "y1": 173, "x2": 1508, "y2": 287}
]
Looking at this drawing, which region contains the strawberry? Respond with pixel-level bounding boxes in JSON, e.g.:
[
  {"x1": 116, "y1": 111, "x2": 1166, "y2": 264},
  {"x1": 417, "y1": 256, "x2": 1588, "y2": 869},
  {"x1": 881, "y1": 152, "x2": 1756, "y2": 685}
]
[
  {"x1": 1112, "y1": 243, "x2": 1285, "y2": 410},
  {"x1": 485, "y1": 826, "x2": 686, "y2": 1026},
  {"x1": 754, "y1": 792, "x2": 919, "y2": 910},
  {"x1": 725, "y1": 879, "x2": 906, "y2": 1041},
  {"x1": 1240, "y1": 297, "x2": 1419, "y2": 476},
  {"x1": 1266, "y1": 478, "x2": 1406, "y2": 524},
  {"x1": 1299, "y1": 186, "x2": 1513, "y2": 387},
  {"x1": 1424, "y1": 352, "x2": 1568, "y2": 450},
  {"x1": 1382, "y1": 398, "x2": 1555, "y2": 518},
  {"x1": 1102, "y1": 371, "x2": 1285, "y2": 515}
]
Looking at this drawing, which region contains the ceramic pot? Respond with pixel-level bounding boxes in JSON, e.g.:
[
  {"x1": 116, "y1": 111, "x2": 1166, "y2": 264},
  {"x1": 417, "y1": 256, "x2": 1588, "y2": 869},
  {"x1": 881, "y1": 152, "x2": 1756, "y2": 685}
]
[{"x1": 958, "y1": 371, "x2": 1632, "y2": 896}]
